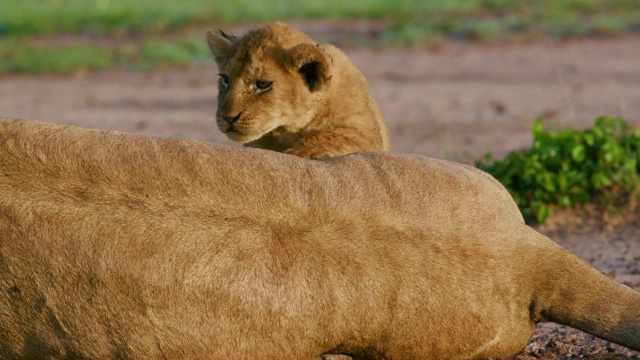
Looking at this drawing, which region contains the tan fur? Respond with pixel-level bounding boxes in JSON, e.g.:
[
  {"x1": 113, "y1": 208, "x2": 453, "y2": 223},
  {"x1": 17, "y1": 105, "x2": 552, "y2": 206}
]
[
  {"x1": 0, "y1": 118, "x2": 638, "y2": 359},
  {"x1": 206, "y1": 22, "x2": 391, "y2": 159}
]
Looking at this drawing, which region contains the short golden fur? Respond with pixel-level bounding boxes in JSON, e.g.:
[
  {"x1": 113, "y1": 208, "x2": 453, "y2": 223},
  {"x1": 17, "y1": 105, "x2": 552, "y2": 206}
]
[
  {"x1": 206, "y1": 22, "x2": 391, "y2": 158},
  {"x1": 0, "y1": 118, "x2": 638, "y2": 359}
]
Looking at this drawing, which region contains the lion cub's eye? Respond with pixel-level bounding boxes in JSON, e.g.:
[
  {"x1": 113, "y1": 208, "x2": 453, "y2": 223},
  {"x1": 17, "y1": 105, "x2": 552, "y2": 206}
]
[
  {"x1": 218, "y1": 74, "x2": 230, "y2": 89},
  {"x1": 255, "y1": 80, "x2": 272, "y2": 91}
]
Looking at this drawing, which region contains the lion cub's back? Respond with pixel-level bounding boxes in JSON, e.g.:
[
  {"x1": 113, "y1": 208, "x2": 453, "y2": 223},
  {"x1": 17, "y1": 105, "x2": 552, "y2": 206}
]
[{"x1": 320, "y1": 44, "x2": 392, "y2": 151}]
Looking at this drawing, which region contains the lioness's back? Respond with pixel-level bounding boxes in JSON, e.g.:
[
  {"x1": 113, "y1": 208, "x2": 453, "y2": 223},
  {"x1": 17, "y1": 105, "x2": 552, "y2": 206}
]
[{"x1": 0, "y1": 118, "x2": 514, "y2": 231}]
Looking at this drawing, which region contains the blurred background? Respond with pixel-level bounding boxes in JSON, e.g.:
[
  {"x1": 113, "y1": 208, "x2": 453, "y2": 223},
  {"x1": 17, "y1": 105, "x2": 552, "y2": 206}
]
[
  {"x1": 1, "y1": 0, "x2": 639, "y2": 157},
  {"x1": 1, "y1": 0, "x2": 639, "y2": 155}
]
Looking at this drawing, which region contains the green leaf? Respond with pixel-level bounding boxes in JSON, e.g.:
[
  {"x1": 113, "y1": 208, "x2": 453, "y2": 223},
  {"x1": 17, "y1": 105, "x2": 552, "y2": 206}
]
[
  {"x1": 584, "y1": 133, "x2": 595, "y2": 146},
  {"x1": 535, "y1": 203, "x2": 552, "y2": 223},
  {"x1": 531, "y1": 118, "x2": 544, "y2": 136},
  {"x1": 571, "y1": 144, "x2": 586, "y2": 163},
  {"x1": 541, "y1": 172, "x2": 556, "y2": 192}
]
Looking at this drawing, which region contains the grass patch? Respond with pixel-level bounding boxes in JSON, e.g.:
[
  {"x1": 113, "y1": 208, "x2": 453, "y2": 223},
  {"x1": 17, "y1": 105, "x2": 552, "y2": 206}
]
[
  {"x1": 0, "y1": 0, "x2": 218, "y2": 37},
  {"x1": 1, "y1": 0, "x2": 639, "y2": 38},
  {"x1": 477, "y1": 117, "x2": 640, "y2": 223},
  {"x1": 124, "y1": 36, "x2": 212, "y2": 71},
  {"x1": 0, "y1": 36, "x2": 211, "y2": 74},
  {"x1": 0, "y1": 39, "x2": 112, "y2": 73},
  {"x1": 0, "y1": 0, "x2": 468, "y2": 37},
  {"x1": 1, "y1": 0, "x2": 640, "y2": 73}
]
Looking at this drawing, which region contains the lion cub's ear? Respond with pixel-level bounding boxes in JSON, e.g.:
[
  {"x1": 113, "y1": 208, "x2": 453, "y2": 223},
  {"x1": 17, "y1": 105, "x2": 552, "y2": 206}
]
[
  {"x1": 206, "y1": 29, "x2": 238, "y2": 66},
  {"x1": 287, "y1": 43, "x2": 332, "y2": 92}
]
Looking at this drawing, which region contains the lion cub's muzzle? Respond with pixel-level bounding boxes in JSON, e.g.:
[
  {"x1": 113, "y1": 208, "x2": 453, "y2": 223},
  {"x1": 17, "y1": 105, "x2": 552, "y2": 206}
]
[{"x1": 217, "y1": 112, "x2": 242, "y2": 134}]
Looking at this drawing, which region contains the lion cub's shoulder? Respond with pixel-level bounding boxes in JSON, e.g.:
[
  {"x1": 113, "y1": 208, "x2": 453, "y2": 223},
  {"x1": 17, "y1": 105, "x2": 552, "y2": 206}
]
[{"x1": 207, "y1": 22, "x2": 391, "y2": 159}]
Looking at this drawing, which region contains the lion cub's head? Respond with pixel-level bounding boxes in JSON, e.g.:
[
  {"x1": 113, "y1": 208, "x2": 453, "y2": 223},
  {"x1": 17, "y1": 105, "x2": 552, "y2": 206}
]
[{"x1": 207, "y1": 22, "x2": 332, "y2": 143}]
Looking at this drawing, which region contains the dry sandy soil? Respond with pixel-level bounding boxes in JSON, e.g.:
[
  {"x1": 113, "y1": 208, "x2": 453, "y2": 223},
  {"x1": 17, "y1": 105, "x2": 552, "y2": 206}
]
[{"x1": 0, "y1": 25, "x2": 639, "y2": 358}]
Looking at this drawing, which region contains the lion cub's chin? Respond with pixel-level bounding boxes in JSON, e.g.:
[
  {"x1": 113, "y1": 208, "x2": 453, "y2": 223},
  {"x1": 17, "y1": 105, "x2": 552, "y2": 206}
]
[{"x1": 225, "y1": 131, "x2": 263, "y2": 143}]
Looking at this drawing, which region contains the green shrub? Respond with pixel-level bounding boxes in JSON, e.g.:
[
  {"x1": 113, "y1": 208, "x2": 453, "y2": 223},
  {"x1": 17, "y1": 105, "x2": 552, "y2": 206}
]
[{"x1": 476, "y1": 117, "x2": 640, "y2": 223}]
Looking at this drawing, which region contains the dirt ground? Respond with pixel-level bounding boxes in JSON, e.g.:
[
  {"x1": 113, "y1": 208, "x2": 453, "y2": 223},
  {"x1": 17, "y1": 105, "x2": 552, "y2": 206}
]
[{"x1": 1, "y1": 27, "x2": 639, "y2": 358}]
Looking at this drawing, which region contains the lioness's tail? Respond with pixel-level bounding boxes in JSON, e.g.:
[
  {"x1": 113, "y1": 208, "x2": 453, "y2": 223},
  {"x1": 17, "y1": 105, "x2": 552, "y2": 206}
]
[{"x1": 527, "y1": 230, "x2": 640, "y2": 351}]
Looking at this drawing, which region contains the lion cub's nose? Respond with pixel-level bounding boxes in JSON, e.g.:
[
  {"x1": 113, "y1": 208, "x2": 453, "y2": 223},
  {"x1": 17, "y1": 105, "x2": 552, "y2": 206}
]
[{"x1": 224, "y1": 112, "x2": 242, "y2": 124}]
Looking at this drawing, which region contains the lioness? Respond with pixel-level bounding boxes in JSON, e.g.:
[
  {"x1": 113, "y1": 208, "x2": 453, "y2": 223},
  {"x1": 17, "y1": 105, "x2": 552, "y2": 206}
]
[
  {"x1": 206, "y1": 22, "x2": 391, "y2": 158},
  {"x1": 0, "y1": 118, "x2": 638, "y2": 359}
]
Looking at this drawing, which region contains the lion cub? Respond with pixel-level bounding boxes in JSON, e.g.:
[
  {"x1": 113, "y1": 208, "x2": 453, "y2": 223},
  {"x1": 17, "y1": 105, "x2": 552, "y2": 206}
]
[{"x1": 207, "y1": 22, "x2": 391, "y2": 159}]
